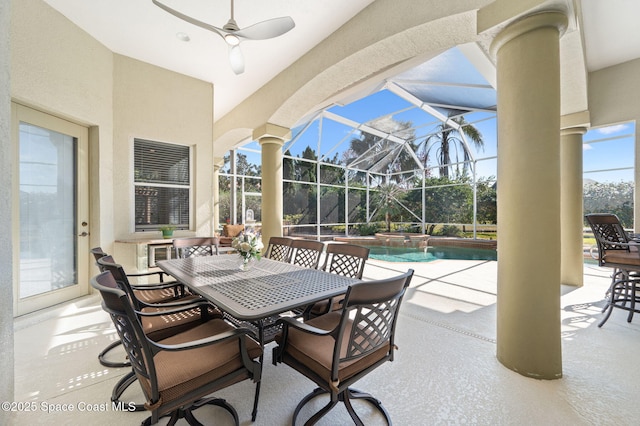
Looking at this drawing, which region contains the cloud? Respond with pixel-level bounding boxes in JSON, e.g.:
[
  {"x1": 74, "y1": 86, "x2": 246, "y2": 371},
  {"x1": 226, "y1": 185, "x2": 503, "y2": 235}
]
[
  {"x1": 597, "y1": 124, "x2": 628, "y2": 135},
  {"x1": 583, "y1": 144, "x2": 592, "y2": 150}
]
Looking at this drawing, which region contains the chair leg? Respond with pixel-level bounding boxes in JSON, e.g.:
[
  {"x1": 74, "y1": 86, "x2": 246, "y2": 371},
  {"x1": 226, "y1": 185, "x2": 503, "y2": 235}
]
[
  {"x1": 628, "y1": 280, "x2": 639, "y2": 323},
  {"x1": 292, "y1": 386, "x2": 391, "y2": 426},
  {"x1": 110, "y1": 370, "x2": 145, "y2": 412},
  {"x1": 345, "y1": 388, "x2": 392, "y2": 426},
  {"x1": 598, "y1": 302, "x2": 615, "y2": 327},
  {"x1": 251, "y1": 380, "x2": 260, "y2": 421},
  {"x1": 292, "y1": 387, "x2": 333, "y2": 426},
  {"x1": 98, "y1": 339, "x2": 131, "y2": 368},
  {"x1": 142, "y1": 397, "x2": 239, "y2": 426},
  {"x1": 185, "y1": 397, "x2": 239, "y2": 426}
]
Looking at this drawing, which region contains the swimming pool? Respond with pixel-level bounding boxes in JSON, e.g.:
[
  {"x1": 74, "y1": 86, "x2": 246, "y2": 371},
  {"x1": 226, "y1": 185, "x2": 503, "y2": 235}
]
[{"x1": 365, "y1": 245, "x2": 497, "y2": 262}]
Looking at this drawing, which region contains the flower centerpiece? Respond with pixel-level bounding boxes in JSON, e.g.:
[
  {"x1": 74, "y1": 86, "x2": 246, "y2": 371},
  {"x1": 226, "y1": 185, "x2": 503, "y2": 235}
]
[{"x1": 231, "y1": 232, "x2": 263, "y2": 271}]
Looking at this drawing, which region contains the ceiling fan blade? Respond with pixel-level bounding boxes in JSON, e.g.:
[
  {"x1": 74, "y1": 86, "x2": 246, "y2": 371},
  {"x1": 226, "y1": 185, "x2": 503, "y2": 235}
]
[
  {"x1": 229, "y1": 45, "x2": 245, "y2": 75},
  {"x1": 235, "y1": 16, "x2": 295, "y2": 40},
  {"x1": 152, "y1": 0, "x2": 225, "y2": 38}
]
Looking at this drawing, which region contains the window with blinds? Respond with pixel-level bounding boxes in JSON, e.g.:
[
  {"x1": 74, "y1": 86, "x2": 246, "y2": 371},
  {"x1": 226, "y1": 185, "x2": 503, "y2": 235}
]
[{"x1": 134, "y1": 139, "x2": 190, "y2": 232}]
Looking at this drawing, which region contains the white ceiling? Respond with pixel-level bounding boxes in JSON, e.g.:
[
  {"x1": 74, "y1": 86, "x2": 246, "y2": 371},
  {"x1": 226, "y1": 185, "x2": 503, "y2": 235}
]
[
  {"x1": 43, "y1": 0, "x2": 640, "y2": 121},
  {"x1": 43, "y1": 0, "x2": 374, "y2": 120}
]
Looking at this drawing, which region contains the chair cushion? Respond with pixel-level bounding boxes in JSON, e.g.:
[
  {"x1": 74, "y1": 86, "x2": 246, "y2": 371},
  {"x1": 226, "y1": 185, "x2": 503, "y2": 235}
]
[
  {"x1": 143, "y1": 319, "x2": 262, "y2": 407},
  {"x1": 604, "y1": 250, "x2": 640, "y2": 268},
  {"x1": 279, "y1": 312, "x2": 390, "y2": 385},
  {"x1": 223, "y1": 224, "x2": 245, "y2": 238},
  {"x1": 309, "y1": 296, "x2": 344, "y2": 316},
  {"x1": 141, "y1": 304, "x2": 222, "y2": 341}
]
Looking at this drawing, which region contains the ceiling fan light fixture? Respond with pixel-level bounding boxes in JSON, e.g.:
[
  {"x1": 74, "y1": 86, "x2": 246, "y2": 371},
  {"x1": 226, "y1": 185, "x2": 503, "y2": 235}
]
[
  {"x1": 224, "y1": 33, "x2": 241, "y2": 46},
  {"x1": 152, "y1": 0, "x2": 295, "y2": 74}
]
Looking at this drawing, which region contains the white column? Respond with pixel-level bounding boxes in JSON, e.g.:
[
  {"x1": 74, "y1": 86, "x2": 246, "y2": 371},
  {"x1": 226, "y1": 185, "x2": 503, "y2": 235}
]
[
  {"x1": 212, "y1": 156, "x2": 224, "y2": 235},
  {"x1": 253, "y1": 124, "x2": 291, "y2": 249},
  {"x1": 561, "y1": 126, "x2": 587, "y2": 287},
  {"x1": 492, "y1": 11, "x2": 567, "y2": 379}
]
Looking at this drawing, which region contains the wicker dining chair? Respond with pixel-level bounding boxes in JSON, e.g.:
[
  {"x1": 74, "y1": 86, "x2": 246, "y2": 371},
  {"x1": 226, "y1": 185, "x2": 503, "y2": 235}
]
[
  {"x1": 585, "y1": 213, "x2": 640, "y2": 326},
  {"x1": 273, "y1": 269, "x2": 414, "y2": 425},
  {"x1": 173, "y1": 236, "x2": 220, "y2": 258},
  {"x1": 92, "y1": 270, "x2": 262, "y2": 425},
  {"x1": 264, "y1": 236, "x2": 293, "y2": 262},
  {"x1": 304, "y1": 243, "x2": 370, "y2": 319},
  {"x1": 289, "y1": 239, "x2": 325, "y2": 269}
]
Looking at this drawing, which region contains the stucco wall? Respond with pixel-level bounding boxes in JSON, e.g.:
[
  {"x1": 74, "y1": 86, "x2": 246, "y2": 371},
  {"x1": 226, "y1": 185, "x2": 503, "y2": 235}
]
[
  {"x1": 11, "y1": 0, "x2": 114, "y2": 255},
  {"x1": 10, "y1": 0, "x2": 215, "y2": 254},
  {"x1": 112, "y1": 55, "x2": 214, "y2": 240},
  {"x1": 0, "y1": 0, "x2": 14, "y2": 419}
]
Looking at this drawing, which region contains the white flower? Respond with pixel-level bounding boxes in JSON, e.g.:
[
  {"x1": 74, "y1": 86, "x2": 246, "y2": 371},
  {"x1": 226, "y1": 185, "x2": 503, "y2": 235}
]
[{"x1": 240, "y1": 242, "x2": 251, "y2": 252}]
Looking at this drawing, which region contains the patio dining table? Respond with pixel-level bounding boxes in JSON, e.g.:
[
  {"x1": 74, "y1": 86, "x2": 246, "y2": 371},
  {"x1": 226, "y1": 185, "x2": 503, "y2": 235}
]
[{"x1": 156, "y1": 255, "x2": 359, "y2": 344}]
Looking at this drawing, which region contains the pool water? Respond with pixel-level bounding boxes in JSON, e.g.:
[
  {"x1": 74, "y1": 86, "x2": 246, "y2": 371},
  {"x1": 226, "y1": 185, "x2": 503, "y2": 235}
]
[{"x1": 366, "y1": 245, "x2": 497, "y2": 263}]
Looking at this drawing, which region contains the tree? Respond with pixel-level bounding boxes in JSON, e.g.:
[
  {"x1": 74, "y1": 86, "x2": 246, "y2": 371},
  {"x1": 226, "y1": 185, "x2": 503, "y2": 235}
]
[
  {"x1": 584, "y1": 180, "x2": 634, "y2": 228},
  {"x1": 371, "y1": 182, "x2": 406, "y2": 232},
  {"x1": 476, "y1": 177, "x2": 497, "y2": 224},
  {"x1": 421, "y1": 113, "x2": 484, "y2": 179},
  {"x1": 343, "y1": 116, "x2": 419, "y2": 184}
]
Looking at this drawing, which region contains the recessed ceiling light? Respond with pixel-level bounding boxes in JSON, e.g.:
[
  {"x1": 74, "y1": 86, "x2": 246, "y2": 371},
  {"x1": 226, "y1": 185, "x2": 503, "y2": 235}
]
[{"x1": 176, "y1": 32, "x2": 190, "y2": 42}]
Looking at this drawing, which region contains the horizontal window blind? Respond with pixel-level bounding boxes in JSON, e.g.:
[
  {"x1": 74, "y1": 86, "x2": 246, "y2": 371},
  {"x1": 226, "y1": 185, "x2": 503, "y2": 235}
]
[
  {"x1": 134, "y1": 139, "x2": 190, "y2": 231},
  {"x1": 134, "y1": 139, "x2": 189, "y2": 184}
]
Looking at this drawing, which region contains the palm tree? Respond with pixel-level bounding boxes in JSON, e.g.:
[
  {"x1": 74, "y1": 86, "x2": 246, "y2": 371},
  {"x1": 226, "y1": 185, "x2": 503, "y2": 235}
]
[
  {"x1": 371, "y1": 182, "x2": 406, "y2": 232},
  {"x1": 422, "y1": 113, "x2": 484, "y2": 179}
]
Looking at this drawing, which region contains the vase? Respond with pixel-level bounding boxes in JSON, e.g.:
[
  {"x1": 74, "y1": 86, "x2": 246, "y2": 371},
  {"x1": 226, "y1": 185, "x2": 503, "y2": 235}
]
[{"x1": 238, "y1": 256, "x2": 253, "y2": 271}]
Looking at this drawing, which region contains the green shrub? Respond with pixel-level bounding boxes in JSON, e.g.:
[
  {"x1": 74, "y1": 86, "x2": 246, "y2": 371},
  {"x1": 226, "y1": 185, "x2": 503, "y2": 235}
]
[
  {"x1": 357, "y1": 222, "x2": 381, "y2": 236},
  {"x1": 435, "y1": 224, "x2": 462, "y2": 237}
]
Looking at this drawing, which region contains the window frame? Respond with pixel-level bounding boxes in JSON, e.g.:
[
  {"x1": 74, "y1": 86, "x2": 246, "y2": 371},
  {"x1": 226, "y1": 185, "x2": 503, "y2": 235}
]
[{"x1": 132, "y1": 138, "x2": 193, "y2": 233}]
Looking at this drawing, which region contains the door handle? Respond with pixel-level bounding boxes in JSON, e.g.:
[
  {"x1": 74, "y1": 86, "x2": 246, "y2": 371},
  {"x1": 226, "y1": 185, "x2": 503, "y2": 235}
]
[{"x1": 78, "y1": 231, "x2": 89, "y2": 237}]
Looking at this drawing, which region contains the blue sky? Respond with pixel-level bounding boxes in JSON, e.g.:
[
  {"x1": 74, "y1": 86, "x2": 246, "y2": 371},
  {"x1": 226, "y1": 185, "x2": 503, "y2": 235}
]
[
  {"x1": 237, "y1": 117, "x2": 635, "y2": 184},
  {"x1": 236, "y1": 46, "x2": 635, "y2": 185}
]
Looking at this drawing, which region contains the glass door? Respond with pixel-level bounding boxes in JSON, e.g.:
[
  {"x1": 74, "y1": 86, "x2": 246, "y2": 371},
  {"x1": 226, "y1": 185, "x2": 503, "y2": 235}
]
[{"x1": 12, "y1": 104, "x2": 89, "y2": 316}]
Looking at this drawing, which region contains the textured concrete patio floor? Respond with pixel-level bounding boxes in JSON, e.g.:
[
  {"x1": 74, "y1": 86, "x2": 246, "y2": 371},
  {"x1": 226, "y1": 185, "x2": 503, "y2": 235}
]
[{"x1": 10, "y1": 259, "x2": 640, "y2": 425}]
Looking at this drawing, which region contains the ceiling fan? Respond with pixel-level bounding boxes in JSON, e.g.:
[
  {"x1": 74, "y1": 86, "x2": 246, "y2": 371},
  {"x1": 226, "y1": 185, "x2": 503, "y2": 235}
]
[{"x1": 152, "y1": 0, "x2": 295, "y2": 75}]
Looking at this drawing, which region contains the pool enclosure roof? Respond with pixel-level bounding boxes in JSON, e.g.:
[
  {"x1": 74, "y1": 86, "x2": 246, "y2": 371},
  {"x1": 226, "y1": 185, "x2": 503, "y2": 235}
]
[{"x1": 277, "y1": 46, "x2": 498, "y2": 178}]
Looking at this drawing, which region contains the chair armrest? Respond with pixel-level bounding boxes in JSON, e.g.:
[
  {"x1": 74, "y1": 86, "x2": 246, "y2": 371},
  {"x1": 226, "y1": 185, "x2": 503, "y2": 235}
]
[
  {"x1": 151, "y1": 327, "x2": 249, "y2": 351},
  {"x1": 277, "y1": 317, "x2": 333, "y2": 336},
  {"x1": 135, "y1": 300, "x2": 212, "y2": 316},
  {"x1": 136, "y1": 297, "x2": 203, "y2": 309},
  {"x1": 127, "y1": 270, "x2": 170, "y2": 282},
  {"x1": 129, "y1": 281, "x2": 183, "y2": 291}
]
